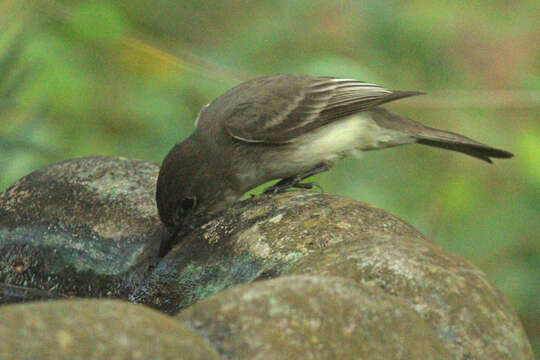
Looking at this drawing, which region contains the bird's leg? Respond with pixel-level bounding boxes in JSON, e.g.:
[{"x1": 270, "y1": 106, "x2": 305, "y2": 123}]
[{"x1": 263, "y1": 164, "x2": 329, "y2": 194}]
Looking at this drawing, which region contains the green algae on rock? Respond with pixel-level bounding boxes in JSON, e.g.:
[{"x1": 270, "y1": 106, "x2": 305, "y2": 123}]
[
  {"x1": 130, "y1": 191, "x2": 423, "y2": 314},
  {"x1": 0, "y1": 156, "x2": 165, "y2": 302}
]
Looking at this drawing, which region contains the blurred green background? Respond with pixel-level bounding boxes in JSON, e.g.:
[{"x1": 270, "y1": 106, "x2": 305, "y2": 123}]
[{"x1": 1, "y1": 0, "x2": 538, "y2": 352}]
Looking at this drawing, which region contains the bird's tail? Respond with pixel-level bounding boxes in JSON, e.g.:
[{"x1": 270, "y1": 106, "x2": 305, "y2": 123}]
[
  {"x1": 370, "y1": 107, "x2": 514, "y2": 163},
  {"x1": 415, "y1": 131, "x2": 513, "y2": 163}
]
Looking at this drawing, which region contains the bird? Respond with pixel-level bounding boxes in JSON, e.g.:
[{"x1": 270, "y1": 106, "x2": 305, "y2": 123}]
[{"x1": 156, "y1": 74, "x2": 513, "y2": 255}]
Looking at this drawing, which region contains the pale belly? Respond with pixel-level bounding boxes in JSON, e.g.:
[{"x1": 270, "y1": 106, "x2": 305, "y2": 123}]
[{"x1": 234, "y1": 111, "x2": 416, "y2": 191}]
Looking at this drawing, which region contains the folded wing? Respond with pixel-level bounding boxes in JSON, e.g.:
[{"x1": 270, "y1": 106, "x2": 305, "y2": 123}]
[{"x1": 224, "y1": 75, "x2": 422, "y2": 144}]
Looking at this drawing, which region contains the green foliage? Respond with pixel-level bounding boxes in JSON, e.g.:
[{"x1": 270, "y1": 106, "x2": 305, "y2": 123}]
[{"x1": 0, "y1": 0, "x2": 538, "y2": 352}]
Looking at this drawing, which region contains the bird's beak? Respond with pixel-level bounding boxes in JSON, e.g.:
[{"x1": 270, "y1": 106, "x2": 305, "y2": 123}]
[{"x1": 158, "y1": 225, "x2": 182, "y2": 257}]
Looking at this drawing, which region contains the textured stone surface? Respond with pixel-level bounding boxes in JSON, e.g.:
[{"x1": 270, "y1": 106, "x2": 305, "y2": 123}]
[
  {"x1": 284, "y1": 235, "x2": 534, "y2": 360},
  {"x1": 178, "y1": 275, "x2": 450, "y2": 360},
  {"x1": 0, "y1": 156, "x2": 164, "y2": 302},
  {"x1": 0, "y1": 158, "x2": 532, "y2": 359},
  {"x1": 0, "y1": 299, "x2": 219, "y2": 360},
  {"x1": 130, "y1": 191, "x2": 422, "y2": 313}
]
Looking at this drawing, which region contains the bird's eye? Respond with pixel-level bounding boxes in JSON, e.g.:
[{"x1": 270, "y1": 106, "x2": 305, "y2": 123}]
[
  {"x1": 181, "y1": 197, "x2": 197, "y2": 211},
  {"x1": 176, "y1": 197, "x2": 197, "y2": 218}
]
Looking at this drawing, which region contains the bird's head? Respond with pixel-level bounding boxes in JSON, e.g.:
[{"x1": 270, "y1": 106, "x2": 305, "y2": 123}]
[
  {"x1": 157, "y1": 140, "x2": 203, "y2": 230},
  {"x1": 156, "y1": 136, "x2": 237, "y2": 232}
]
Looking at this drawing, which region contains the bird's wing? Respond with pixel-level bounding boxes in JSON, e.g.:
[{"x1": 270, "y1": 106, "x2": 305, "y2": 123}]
[{"x1": 223, "y1": 75, "x2": 423, "y2": 144}]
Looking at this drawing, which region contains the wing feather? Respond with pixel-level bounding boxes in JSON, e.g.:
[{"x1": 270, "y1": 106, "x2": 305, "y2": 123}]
[{"x1": 222, "y1": 75, "x2": 422, "y2": 143}]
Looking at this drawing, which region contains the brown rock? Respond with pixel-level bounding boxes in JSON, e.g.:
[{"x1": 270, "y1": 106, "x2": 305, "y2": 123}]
[
  {"x1": 1, "y1": 159, "x2": 531, "y2": 359},
  {"x1": 178, "y1": 275, "x2": 450, "y2": 360},
  {"x1": 0, "y1": 299, "x2": 219, "y2": 359},
  {"x1": 284, "y1": 235, "x2": 534, "y2": 360},
  {"x1": 0, "y1": 156, "x2": 164, "y2": 303},
  {"x1": 131, "y1": 191, "x2": 422, "y2": 313}
]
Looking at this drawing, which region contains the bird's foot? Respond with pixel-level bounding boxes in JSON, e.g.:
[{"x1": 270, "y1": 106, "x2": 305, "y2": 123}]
[
  {"x1": 263, "y1": 164, "x2": 329, "y2": 194},
  {"x1": 263, "y1": 179, "x2": 323, "y2": 194}
]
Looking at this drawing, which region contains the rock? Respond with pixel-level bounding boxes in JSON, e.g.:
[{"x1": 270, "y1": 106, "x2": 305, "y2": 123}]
[
  {"x1": 131, "y1": 190, "x2": 533, "y2": 359},
  {"x1": 130, "y1": 191, "x2": 422, "y2": 313},
  {"x1": 0, "y1": 156, "x2": 164, "y2": 302},
  {"x1": 178, "y1": 275, "x2": 450, "y2": 360},
  {"x1": 0, "y1": 158, "x2": 532, "y2": 359},
  {"x1": 284, "y1": 235, "x2": 534, "y2": 360},
  {"x1": 0, "y1": 299, "x2": 219, "y2": 360}
]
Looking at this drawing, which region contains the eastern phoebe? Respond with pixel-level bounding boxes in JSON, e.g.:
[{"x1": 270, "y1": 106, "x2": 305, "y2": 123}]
[{"x1": 156, "y1": 74, "x2": 513, "y2": 255}]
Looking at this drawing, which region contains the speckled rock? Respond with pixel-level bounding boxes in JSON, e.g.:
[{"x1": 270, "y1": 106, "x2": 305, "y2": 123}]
[
  {"x1": 0, "y1": 299, "x2": 219, "y2": 360},
  {"x1": 283, "y1": 235, "x2": 534, "y2": 360},
  {"x1": 0, "y1": 156, "x2": 164, "y2": 303},
  {"x1": 178, "y1": 275, "x2": 450, "y2": 360},
  {"x1": 0, "y1": 159, "x2": 532, "y2": 359},
  {"x1": 130, "y1": 191, "x2": 422, "y2": 313}
]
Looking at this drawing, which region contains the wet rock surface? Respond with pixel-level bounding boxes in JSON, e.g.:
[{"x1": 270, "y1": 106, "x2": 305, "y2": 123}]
[
  {"x1": 178, "y1": 275, "x2": 450, "y2": 360},
  {"x1": 0, "y1": 156, "x2": 533, "y2": 359},
  {"x1": 129, "y1": 191, "x2": 423, "y2": 314},
  {"x1": 0, "y1": 299, "x2": 219, "y2": 360},
  {"x1": 0, "y1": 156, "x2": 164, "y2": 302}
]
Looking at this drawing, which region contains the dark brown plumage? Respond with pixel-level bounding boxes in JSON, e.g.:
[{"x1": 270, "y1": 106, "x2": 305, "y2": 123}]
[{"x1": 156, "y1": 74, "x2": 513, "y2": 255}]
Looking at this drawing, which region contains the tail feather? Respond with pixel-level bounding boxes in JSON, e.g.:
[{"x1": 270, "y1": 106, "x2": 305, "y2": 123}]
[
  {"x1": 370, "y1": 107, "x2": 514, "y2": 163},
  {"x1": 415, "y1": 125, "x2": 513, "y2": 163},
  {"x1": 415, "y1": 137, "x2": 512, "y2": 163}
]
